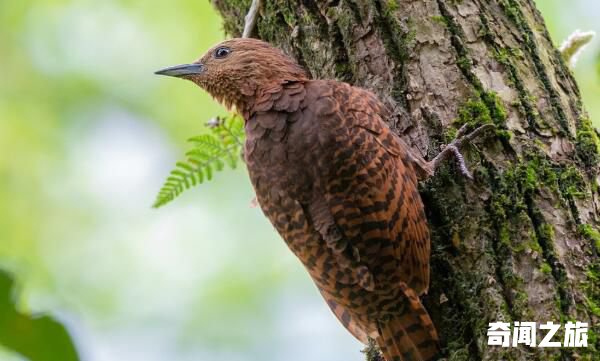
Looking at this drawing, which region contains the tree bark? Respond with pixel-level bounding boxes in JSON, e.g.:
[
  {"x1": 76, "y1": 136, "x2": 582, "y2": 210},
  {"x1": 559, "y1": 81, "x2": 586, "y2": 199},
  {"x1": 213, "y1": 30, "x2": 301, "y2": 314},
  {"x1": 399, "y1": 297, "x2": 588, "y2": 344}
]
[{"x1": 211, "y1": 0, "x2": 600, "y2": 359}]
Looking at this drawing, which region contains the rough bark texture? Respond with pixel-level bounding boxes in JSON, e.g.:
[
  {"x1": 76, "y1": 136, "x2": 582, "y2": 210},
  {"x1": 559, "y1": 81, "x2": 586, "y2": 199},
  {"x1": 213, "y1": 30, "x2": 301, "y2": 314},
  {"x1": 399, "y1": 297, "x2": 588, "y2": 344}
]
[{"x1": 211, "y1": 0, "x2": 600, "y2": 360}]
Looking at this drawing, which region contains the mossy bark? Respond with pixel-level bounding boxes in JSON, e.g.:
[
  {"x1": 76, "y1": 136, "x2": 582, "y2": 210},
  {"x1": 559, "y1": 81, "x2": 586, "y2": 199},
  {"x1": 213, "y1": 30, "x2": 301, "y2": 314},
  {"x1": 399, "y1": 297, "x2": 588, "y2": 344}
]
[{"x1": 211, "y1": 0, "x2": 600, "y2": 360}]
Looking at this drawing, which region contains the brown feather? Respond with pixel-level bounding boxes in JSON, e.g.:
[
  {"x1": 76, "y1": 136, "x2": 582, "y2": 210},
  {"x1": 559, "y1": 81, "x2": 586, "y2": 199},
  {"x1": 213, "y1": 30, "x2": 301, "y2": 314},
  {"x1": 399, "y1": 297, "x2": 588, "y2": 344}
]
[{"x1": 178, "y1": 38, "x2": 440, "y2": 361}]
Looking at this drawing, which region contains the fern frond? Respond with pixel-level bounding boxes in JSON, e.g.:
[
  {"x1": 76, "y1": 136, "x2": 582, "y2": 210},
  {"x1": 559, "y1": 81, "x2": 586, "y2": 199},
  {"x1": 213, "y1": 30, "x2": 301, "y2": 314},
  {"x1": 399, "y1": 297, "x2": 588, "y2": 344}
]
[{"x1": 153, "y1": 114, "x2": 245, "y2": 208}]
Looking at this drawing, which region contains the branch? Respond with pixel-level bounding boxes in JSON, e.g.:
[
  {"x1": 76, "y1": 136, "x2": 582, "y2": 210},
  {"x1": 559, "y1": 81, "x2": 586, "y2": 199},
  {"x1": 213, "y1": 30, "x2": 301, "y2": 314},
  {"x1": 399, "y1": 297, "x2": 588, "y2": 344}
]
[{"x1": 242, "y1": 0, "x2": 262, "y2": 38}]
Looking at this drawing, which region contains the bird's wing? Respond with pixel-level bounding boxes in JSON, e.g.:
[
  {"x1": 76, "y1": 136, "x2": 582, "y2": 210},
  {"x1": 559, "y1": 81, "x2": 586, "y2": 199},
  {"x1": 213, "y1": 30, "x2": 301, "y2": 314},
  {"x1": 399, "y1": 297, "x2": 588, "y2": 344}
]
[
  {"x1": 246, "y1": 97, "x2": 378, "y2": 281},
  {"x1": 248, "y1": 147, "x2": 374, "y2": 344},
  {"x1": 308, "y1": 83, "x2": 431, "y2": 295}
]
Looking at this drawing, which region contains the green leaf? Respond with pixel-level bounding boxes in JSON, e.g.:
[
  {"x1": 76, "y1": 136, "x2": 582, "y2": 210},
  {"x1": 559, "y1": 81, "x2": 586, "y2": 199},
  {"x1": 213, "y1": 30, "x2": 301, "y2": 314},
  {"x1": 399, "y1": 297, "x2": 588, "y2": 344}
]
[
  {"x1": 153, "y1": 114, "x2": 245, "y2": 208},
  {"x1": 0, "y1": 270, "x2": 80, "y2": 361}
]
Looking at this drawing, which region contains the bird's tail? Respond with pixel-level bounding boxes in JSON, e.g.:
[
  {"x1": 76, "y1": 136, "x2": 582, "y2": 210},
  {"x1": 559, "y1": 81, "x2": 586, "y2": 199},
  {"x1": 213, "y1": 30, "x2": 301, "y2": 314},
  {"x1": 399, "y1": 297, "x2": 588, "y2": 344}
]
[{"x1": 375, "y1": 284, "x2": 440, "y2": 361}]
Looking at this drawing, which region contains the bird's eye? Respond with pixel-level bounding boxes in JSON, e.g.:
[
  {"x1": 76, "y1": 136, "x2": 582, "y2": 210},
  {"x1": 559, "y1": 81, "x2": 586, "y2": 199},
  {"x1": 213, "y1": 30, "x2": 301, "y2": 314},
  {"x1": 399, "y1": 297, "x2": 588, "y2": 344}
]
[{"x1": 214, "y1": 47, "x2": 231, "y2": 59}]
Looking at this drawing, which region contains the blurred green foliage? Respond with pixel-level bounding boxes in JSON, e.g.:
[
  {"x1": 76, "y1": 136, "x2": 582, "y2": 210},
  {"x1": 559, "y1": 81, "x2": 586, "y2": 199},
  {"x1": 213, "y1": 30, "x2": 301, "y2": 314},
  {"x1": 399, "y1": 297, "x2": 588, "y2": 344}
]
[{"x1": 0, "y1": 271, "x2": 79, "y2": 361}]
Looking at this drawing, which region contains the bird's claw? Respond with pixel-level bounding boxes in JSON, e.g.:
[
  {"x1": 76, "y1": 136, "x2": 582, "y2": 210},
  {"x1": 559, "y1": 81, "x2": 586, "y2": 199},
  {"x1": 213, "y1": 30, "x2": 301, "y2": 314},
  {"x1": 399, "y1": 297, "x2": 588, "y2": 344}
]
[{"x1": 429, "y1": 123, "x2": 495, "y2": 179}]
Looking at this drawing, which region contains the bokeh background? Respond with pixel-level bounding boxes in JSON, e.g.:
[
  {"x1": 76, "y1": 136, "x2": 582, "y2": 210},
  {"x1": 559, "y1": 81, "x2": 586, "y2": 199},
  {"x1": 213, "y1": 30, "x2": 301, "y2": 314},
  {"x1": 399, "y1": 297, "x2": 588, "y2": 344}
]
[{"x1": 0, "y1": 1, "x2": 598, "y2": 360}]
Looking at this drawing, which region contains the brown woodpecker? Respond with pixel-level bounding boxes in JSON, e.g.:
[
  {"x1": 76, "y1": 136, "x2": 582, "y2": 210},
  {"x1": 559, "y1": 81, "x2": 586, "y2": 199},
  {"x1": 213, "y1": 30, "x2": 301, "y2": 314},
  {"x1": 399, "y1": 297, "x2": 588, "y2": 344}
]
[{"x1": 156, "y1": 38, "x2": 481, "y2": 361}]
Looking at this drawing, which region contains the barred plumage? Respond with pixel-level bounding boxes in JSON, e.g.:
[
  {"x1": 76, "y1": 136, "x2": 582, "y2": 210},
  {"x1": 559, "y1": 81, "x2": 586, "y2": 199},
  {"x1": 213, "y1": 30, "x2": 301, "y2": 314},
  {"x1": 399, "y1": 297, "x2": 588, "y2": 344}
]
[{"x1": 156, "y1": 38, "x2": 440, "y2": 361}]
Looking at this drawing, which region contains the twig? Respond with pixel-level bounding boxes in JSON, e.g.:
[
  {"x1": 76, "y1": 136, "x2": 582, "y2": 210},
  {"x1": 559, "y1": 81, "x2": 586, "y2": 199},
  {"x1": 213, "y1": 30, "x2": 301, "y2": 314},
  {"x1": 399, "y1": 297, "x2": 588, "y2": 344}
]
[{"x1": 242, "y1": 0, "x2": 262, "y2": 38}]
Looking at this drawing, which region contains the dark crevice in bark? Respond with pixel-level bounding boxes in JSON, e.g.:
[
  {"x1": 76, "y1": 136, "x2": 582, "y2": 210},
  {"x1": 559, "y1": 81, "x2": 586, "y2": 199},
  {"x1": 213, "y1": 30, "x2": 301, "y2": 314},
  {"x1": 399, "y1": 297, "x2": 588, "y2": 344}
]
[
  {"x1": 290, "y1": 29, "x2": 313, "y2": 79},
  {"x1": 371, "y1": 0, "x2": 409, "y2": 110},
  {"x1": 328, "y1": 0, "x2": 341, "y2": 8},
  {"x1": 484, "y1": 159, "x2": 528, "y2": 322},
  {"x1": 559, "y1": 182, "x2": 582, "y2": 226},
  {"x1": 329, "y1": 11, "x2": 355, "y2": 82},
  {"x1": 300, "y1": 0, "x2": 329, "y2": 40},
  {"x1": 524, "y1": 195, "x2": 574, "y2": 360},
  {"x1": 423, "y1": 201, "x2": 483, "y2": 360},
  {"x1": 525, "y1": 195, "x2": 571, "y2": 313},
  {"x1": 477, "y1": 8, "x2": 541, "y2": 134},
  {"x1": 498, "y1": 0, "x2": 570, "y2": 135},
  {"x1": 299, "y1": 0, "x2": 355, "y2": 82},
  {"x1": 343, "y1": 0, "x2": 363, "y2": 24}
]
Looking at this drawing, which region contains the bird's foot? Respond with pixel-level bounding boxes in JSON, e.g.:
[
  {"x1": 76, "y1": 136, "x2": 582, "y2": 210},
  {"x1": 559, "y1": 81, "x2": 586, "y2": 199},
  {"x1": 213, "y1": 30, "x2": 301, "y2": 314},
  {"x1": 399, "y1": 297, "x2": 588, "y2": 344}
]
[
  {"x1": 242, "y1": 0, "x2": 262, "y2": 38},
  {"x1": 428, "y1": 123, "x2": 495, "y2": 180}
]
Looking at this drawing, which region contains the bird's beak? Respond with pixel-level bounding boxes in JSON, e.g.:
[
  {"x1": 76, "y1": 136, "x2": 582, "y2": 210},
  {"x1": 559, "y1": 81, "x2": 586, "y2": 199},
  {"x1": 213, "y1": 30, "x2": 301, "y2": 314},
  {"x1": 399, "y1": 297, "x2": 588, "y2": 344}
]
[{"x1": 154, "y1": 63, "x2": 205, "y2": 78}]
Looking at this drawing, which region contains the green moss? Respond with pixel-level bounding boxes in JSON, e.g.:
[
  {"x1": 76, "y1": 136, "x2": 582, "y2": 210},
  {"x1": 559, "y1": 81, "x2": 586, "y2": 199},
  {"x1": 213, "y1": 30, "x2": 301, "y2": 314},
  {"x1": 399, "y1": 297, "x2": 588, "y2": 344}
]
[
  {"x1": 494, "y1": 48, "x2": 512, "y2": 65},
  {"x1": 579, "y1": 224, "x2": 600, "y2": 252},
  {"x1": 457, "y1": 98, "x2": 492, "y2": 127},
  {"x1": 430, "y1": 15, "x2": 446, "y2": 25},
  {"x1": 499, "y1": 0, "x2": 521, "y2": 25},
  {"x1": 385, "y1": 0, "x2": 399, "y2": 12},
  {"x1": 481, "y1": 91, "x2": 508, "y2": 125},
  {"x1": 492, "y1": 152, "x2": 600, "y2": 317},
  {"x1": 493, "y1": 47, "x2": 525, "y2": 73},
  {"x1": 529, "y1": 232, "x2": 543, "y2": 253},
  {"x1": 540, "y1": 262, "x2": 552, "y2": 274},
  {"x1": 498, "y1": 223, "x2": 511, "y2": 247},
  {"x1": 513, "y1": 231, "x2": 544, "y2": 254},
  {"x1": 443, "y1": 126, "x2": 458, "y2": 144},
  {"x1": 581, "y1": 263, "x2": 600, "y2": 357},
  {"x1": 255, "y1": 0, "x2": 300, "y2": 47},
  {"x1": 559, "y1": 166, "x2": 588, "y2": 200},
  {"x1": 495, "y1": 129, "x2": 512, "y2": 142},
  {"x1": 436, "y1": 1, "x2": 478, "y2": 87},
  {"x1": 585, "y1": 328, "x2": 599, "y2": 359},
  {"x1": 487, "y1": 164, "x2": 541, "y2": 318},
  {"x1": 539, "y1": 223, "x2": 555, "y2": 242},
  {"x1": 587, "y1": 298, "x2": 600, "y2": 317},
  {"x1": 486, "y1": 152, "x2": 577, "y2": 321},
  {"x1": 456, "y1": 56, "x2": 472, "y2": 76},
  {"x1": 492, "y1": 154, "x2": 558, "y2": 210},
  {"x1": 575, "y1": 116, "x2": 600, "y2": 168},
  {"x1": 583, "y1": 262, "x2": 600, "y2": 316},
  {"x1": 499, "y1": 267, "x2": 531, "y2": 318},
  {"x1": 454, "y1": 91, "x2": 507, "y2": 131}
]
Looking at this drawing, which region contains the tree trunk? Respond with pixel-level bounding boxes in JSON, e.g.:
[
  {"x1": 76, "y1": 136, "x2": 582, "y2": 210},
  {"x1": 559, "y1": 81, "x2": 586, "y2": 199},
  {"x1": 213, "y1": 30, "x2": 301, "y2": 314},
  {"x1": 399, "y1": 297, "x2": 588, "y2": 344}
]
[{"x1": 211, "y1": 0, "x2": 600, "y2": 359}]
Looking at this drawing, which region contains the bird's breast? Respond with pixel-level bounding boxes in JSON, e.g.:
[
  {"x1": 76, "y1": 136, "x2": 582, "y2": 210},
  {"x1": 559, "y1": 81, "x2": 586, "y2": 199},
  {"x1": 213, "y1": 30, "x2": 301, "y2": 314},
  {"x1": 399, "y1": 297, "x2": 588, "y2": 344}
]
[{"x1": 244, "y1": 110, "x2": 321, "y2": 204}]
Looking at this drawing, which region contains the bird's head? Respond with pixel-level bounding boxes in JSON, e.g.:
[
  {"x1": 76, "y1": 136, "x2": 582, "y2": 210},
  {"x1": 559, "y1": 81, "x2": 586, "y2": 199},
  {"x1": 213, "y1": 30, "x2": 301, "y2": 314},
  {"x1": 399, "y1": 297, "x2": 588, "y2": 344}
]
[{"x1": 155, "y1": 38, "x2": 308, "y2": 112}]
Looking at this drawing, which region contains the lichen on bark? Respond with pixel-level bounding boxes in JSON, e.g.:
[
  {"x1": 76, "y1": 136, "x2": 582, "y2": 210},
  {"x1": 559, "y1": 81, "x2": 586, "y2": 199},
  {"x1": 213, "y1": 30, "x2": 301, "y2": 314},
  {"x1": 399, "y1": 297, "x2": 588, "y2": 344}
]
[{"x1": 211, "y1": 0, "x2": 600, "y2": 359}]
